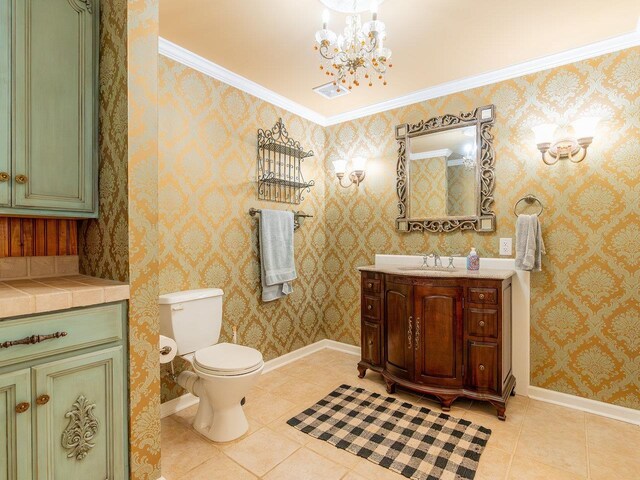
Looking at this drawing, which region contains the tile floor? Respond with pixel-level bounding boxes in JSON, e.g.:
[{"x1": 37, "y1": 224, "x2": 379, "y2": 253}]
[{"x1": 161, "y1": 349, "x2": 639, "y2": 480}]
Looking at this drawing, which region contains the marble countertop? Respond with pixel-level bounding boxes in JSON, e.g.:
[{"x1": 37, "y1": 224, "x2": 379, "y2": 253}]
[
  {"x1": 358, "y1": 264, "x2": 515, "y2": 280},
  {"x1": 0, "y1": 275, "x2": 130, "y2": 319}
]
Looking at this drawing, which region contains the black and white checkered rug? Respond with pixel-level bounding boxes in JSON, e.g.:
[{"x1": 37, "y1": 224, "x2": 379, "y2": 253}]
[{"x1": 287, "y1": 384, "x2": 491, "y2": 480}]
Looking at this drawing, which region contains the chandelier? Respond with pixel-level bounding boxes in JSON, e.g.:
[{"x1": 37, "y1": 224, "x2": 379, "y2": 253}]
[{"x1": 314, "y1": 0, "x2": 392, "y2": 92}]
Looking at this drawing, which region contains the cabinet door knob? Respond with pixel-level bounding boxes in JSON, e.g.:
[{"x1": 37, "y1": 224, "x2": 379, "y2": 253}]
[
  {"x1": 15, "y1": 402, "x2": 30, "y2": 413},
  {"x1": 478, "y1": 320, "x2": 485, "y2": 327},
  {"x1": 367, "y1": 282, "x2": 373, "y2": 288},
  {"x1": 0, "y1": 172, "x2": 9, "y2": 182},
  {"x1": 368, "y1": 340, "x2": 373, "y2": 346},
  {"x1": 479, "y1": 293, "x2": 485, "y2": 300},
  {"x1": 367, "y1": 304, "x2": 372, "y2": 310},
  {"x1": 15, "y1": 174, "x2": 28, "y2": 184},
  {"x1": 36, "y1": 394, "x2": 50, "y2": 405},
  {"x1": 479, "y1": 364, "x2": 485, "y2": 371}
]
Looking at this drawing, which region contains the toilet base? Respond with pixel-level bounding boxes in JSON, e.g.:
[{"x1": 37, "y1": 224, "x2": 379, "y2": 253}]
[{"x1": 193, "y1": 401, "x2": 249, "y2": 442}]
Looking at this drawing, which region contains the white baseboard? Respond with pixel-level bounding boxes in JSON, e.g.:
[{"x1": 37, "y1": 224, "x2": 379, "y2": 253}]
[
  {"x1": 528, "y1": 386, "x2": 640, "y2": 426},
  {"x1": 160, "y1": 340, "x2": 359, "y2": 418}
]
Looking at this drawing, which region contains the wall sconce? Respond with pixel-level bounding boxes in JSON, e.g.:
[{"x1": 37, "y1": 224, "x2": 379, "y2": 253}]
[
  {"x1": 532, "y1": 116, "x2": 601, "y2": 165},
  {"x1": 333, "y1": 157, "x2": 367, "y2": 188}
]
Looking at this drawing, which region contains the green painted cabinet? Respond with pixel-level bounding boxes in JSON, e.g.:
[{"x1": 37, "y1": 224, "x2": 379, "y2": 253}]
[
  {"x1": 0, "y1": 0, "x2": 10, "y2": 207},
  {"x1": 0, "y1": 369, "x2": 33, "y2": 480},
  {"x1": 0, "y1": 302, "x2": 128, "y2": 479},
  {"x1": 0, "y1": 0, "x2": 99, "y2": 217}
]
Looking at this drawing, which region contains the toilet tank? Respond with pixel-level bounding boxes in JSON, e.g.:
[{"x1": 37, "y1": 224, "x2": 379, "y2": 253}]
[{"x1": 159, "y1": 288, "x2": 223, "y2": 355}]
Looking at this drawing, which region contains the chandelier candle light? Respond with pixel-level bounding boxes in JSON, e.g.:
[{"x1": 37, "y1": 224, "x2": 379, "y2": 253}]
[{"x1": 315, "y1": 0, "x2": 392, "y2": 91}]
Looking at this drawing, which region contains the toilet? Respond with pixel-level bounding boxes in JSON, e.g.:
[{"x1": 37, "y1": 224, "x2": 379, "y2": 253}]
[{"x1": 159, "y1": 288, "x2": 264, "y2": 442}]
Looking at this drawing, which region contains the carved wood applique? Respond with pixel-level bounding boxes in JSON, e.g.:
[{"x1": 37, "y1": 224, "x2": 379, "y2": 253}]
[
  {"x1": 61, "y1": 395, "x2": 99, "y2": 461},
  {"x1": 68, "y1": 0, "x2": 93, "y2": 14}
]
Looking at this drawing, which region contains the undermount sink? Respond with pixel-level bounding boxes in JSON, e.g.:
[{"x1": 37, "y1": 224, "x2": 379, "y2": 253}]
[{"x1": 397, "y1": 266, "x2": 460, "y2": 273}]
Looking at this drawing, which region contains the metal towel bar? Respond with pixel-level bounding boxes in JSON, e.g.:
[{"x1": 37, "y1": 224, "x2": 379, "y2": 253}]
[{"x1": 248, "y1": 208, "x2": 312, "y2": 231}]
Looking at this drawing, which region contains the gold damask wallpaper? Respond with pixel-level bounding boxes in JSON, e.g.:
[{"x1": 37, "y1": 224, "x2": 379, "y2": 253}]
[
  {"x1": 79, "y1": 0, "x2": 162, "y2": 478},
  {"x1": 323, "y1": 47, "x2": 639, "y2": 409},
  {"x1": 158, "y1": 57, "x2": 328, "y2": 402},
  {"x1": 409, "y1": 156, "x2": 447, "y2": 217},
  {"x1": 447, "y1": 165, "x2": 476, "y2": 216}
]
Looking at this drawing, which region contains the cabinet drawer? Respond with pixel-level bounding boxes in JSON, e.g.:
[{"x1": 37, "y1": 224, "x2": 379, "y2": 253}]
[
  {"x1": 361, "y1": 321, "x2": 381, "y2": 367},
  {"x1": 0, "y1": 303, "x2": 124, "y2": 368},
  {"x1": 468, "y1": 288, "x2": 498, "y2": 305},
  {"x1": 362, "y1": 277, "x2": 381, "y2": 294},
  {"x1": 362, "y1": 295, "x2": 381, "y2": 320},
  {"x1": 466, "y1": 308, "x2": 498, "y2": 338},
  {"x1": 466, "y1": 341, "x2": 498, "y2": 394}
]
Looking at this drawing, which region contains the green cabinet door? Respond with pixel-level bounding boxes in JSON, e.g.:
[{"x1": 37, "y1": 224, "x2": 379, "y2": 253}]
[
  {"x1": 13, "y1": 0, "x2": 98, "y2": 215},
  {"x1": 0, "y1": 369, "x2": 33, "y2": 480},
  {"x1": 0, "y1": 0, "x2": 10, "y2": 207},
  {"x1": 33, "y1": 347, "x2": 125, "y2": 480}
]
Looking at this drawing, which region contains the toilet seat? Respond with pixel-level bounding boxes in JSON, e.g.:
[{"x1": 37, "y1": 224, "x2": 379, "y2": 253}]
[{"x1": 193, "y1": 343, "x2": 263, "y2": 377}]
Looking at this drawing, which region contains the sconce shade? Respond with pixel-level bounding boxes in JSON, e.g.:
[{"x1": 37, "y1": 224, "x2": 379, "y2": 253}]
[
  {"x1": 333, "y1": 159, "x2": 347, "y2": 175},
  {"x1": 352, "y1": 156, "x2": 367, "y2": 172},
  {"x1": 532, "y1": 123, "x2": 558, "y2": 145},
  {"x1": 571, "y1": 116, "x2": 601, "y2": 139}
]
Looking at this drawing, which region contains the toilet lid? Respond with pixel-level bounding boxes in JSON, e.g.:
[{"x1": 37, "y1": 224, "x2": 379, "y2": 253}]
[{"x1": 193, "y1": 343, "x2": 263, "y2": 375}]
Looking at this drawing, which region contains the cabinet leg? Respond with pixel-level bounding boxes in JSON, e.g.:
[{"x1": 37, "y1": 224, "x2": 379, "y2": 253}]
[
  {"x1": 357, "y1": 364, "x2": 367, "y2": 379},
  {"x1": 439, "y1": 397, "x2": 454, "y2": 412},
  {"x1": 384, "y1": 378, "x2": 396, "y2": 394},
  {"x1": 511, "y1": 381, "x2": 517, "y2": 396},
  {"x1": 490, "y1": 401, "x2": 506, "y2": 421}
]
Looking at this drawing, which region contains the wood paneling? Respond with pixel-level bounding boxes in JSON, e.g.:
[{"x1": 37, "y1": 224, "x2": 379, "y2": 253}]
[{"x1": 0, "y1": 218, "x2": 78, "y2": 257}]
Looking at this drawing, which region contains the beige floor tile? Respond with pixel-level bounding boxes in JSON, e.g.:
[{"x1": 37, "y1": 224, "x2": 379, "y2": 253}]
[
  {"x1": 223, "y1": 427, "x2": 300, "y2": 476},
  {"x1": 475, "y1": 446, "x2": 512, "y2": 480},
  {"x1": 461, "y1": 411, "x2": 522, "y2": 454},
  {"x1": 468, "y1": 396, "x2": 528, "y2": 426},
  {"x1": 305, "y1": 437, "x2": 362, "y2": 469},
  {"x1": 266, "y1": 407, "x2": 316, "y2": 446},
  {"x1": 161, "y1": 417, "x2": 219, "y2": 479},
  {"x1": 524, "y1": 399, "x2": 584, "y2": 430},
  {"x1": 243, "y1": 390, "x2": 297, "y2": 425},
  {"x1": 269, "y1": 378, "x2": 334, "y2": 407},
  {"x1": 263, "y1": 447, "x2": 348, "y2": 480},
  {"x1": 515, "y1": 417, "x2": 587, "y2": 476},
  {"x1": 256, "y1": 369, "x2": 293, "y2": 392},
  {"x1": 508, "y1": 454, "x2": 586, "y2": 479},
  {"x1": 586, "y1": 413, "x2": 640, "y2": 458},
  {"x1": 341, "y1": 472, "x2": 368, "y2": 480},
  {"x1": 175, "y1": 449, "x2": 257, "y2": 480}
]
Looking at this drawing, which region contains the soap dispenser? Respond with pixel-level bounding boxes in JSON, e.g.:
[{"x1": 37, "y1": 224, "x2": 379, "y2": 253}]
[{"x1": 467, "y1": 247, "x2": 480, "y2": 271}]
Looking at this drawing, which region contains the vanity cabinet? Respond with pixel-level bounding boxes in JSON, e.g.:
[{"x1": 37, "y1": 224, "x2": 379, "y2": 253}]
[
  {"x1": 0, "y1": 302, "x2": 127, "y2": 479},
  {"x1": 0, "y1": 0, "x2": 99, "y2": 217},
  {"x1": 358, "y1": 270, "x2": 516, "y2": 420}
]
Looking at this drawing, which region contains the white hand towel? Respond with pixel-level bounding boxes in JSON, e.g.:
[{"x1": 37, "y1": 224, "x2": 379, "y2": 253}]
[
  {"x1": 259, "y1": 209, "x2": 297, "y2": 302},
  {"x1": 515, "y1": 214, "x2": 545, "y2": 271}
]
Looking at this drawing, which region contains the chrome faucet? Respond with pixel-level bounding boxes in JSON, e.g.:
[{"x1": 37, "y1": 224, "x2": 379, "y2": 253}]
[
  {"x1": 422, "y1": 253, "x2": 430, "y2": 268},
  {"x1": 432, "y1": 253, "x2": 442, "y2": 268}
]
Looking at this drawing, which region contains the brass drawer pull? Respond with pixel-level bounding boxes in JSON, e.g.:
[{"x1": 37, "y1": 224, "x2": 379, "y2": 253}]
[
  {"x1": 15, "y1": 402, "x2": 30, "y2": 413},
  {"x1": 479, "y1": 364, "x2": 485, "y2": 371},
  {"x1": 407, "y1": 316, "x2": 413, "y2": 349},
  {"x1": 478, "y1": 320, "x2": 485, "y2": 327},
  {"x1": 368, "y1": 340, "x2": 373, "y2": 346},
  {"x1": 15, "y1": 174, "x2": 28, "y2": 184},
  {"x1": 367, "y1": 304, "x2": 372, "y2": 310},
  {"x1": 479, "y1": 293, "x2": 485, "y2": 300},
  {"x1": 415, "y1": 317, "x2": 420, "y2": 350},
  {"x1": 0, "y1": 172, "x2": 9, "y2": 182},
  {"x1": 36, "y1": 394, "x2": 50, "y2": 405},
  {"x1": 367, "y1": 282, "x2": 373, "y2": 288},
  {"x1": 0, "y1": 331, "x2": 67, "y2": 349}
]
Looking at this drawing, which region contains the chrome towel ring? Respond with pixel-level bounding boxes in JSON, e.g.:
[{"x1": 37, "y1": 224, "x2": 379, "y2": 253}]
[{"x1": 514, "y1": 194, "x2": 544, "y2": 217}]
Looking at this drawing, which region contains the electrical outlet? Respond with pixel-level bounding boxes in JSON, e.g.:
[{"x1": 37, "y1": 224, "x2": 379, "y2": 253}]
[{"x1": 499, "y1": 238, "x2": 512, "y2": 256}]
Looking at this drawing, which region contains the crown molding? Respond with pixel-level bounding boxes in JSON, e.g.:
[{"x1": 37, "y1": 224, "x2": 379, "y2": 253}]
[
  {"x1": 160, "y1": 27, "x2": 640, "y2": 127},
  {"x1": 158, "y1": 38, "x2": 327, "y2": 126}
]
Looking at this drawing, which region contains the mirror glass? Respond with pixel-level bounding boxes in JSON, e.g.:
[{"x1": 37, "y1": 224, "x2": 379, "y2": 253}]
[{"x1": 408, "y1": 125, "x2": 477, "y2": 218}]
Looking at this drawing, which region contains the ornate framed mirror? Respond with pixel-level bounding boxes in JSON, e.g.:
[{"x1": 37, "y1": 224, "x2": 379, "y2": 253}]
[{"x1": 395, "y1": 105, "x2": 496, "y2": 232}]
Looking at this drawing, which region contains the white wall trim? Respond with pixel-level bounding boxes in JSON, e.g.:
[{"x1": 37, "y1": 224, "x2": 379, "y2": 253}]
[
  {"x1": 160, "y1": 340, "x2": 359, "y2": 418},
  {"x1": 528, "y1": 386, "x2": 640, "y2": 426},
  {"x1": 160, "y1": 30, "x2": 640, "y2": 127},
  {"x1": 158, "y1": 38, "x2": 326, "y2": 126}
]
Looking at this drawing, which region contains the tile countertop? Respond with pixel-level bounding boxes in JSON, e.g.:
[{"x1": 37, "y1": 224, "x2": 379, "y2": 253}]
[
  {"x1": 0, "y1": 275, "x2": 130, "y2": 320},
  {"x1": 358, "y1": 264, "x2": 516, "y2": 280}
]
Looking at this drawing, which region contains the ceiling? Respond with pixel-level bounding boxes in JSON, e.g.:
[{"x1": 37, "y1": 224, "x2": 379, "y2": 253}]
[{"x1": 159, "y1": 0, "x2": 640, "y2": 119}]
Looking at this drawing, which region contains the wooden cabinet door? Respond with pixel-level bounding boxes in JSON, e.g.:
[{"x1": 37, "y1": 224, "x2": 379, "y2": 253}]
[
  {"x1": 13, "y1": 0, "x2": 97, "y2": 214},
  {"x1": 0, "y1": 369, "x2": 32, "y2": 480},
  {"x1": 33, "y1": 347, "x2": 126, "y2": 480},
  {"x1": 384, "y1": 281, "x2": 414, "y2": 380},
  {"x1": 0, "y1": 0, "x2": 10, "y2": 206},
  {"x1": 413, "y1": 285, "x2": 464, "y2": 387}
]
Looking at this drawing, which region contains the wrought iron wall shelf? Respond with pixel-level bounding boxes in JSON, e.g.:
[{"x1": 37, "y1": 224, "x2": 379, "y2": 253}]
[{"x1": 257, "y1": 118, "x2": 315, "y2": 204}]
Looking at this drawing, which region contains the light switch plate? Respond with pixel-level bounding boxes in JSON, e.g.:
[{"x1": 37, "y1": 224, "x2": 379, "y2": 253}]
[{"x1": 499, "y1": 238, "x2": 513, "y2": 256}]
